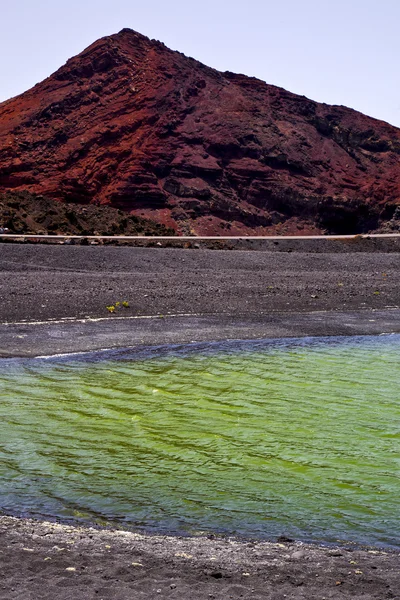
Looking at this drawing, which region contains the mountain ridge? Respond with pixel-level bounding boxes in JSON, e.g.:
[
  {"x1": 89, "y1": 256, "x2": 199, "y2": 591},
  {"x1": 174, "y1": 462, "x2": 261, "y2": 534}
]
[{"x1": 0, "y1": 28, "x2": 399, "y2": 235}]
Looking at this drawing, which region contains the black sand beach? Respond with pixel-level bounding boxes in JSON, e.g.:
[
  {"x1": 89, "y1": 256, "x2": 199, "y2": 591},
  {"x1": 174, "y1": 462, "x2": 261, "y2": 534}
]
[
  {"x1": 1, "y1": 244, "x2": 400, "y2": 599},
  {"x1": 1, "y1": 516, "x2": 399, "y2": 600},
  {"x1": 1, "y1": 244, "x2": 400, "y2": 323}
]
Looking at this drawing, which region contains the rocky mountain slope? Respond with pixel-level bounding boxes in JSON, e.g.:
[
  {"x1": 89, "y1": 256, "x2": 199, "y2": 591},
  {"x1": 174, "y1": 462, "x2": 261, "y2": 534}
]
[
  {"x1": 0, "y1": 28, "x2": 399, "y2": 235},
  {"x1": 0, "y1": 190, "x2": 174, "y2": 236}
]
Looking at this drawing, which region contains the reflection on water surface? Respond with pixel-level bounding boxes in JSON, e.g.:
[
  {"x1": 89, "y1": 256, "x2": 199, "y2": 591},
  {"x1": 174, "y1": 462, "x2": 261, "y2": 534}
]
[{"x1": 0, "y1": 335, "x2": 399, "y2": 547}]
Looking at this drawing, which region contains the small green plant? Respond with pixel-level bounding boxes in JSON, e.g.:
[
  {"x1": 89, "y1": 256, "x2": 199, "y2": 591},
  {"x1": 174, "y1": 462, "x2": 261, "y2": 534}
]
[{"x1": 106, "y1": 300, "x2": 130, "y2": 314}]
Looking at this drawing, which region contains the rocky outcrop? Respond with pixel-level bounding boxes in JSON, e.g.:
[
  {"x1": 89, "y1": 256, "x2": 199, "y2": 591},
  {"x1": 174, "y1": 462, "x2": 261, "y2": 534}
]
[
  {"x1": 0, "y1": 190, "x2": 175, "y2": 236},
  {"x1": 0, "y1": 28, "x2": 399, "y2": 234}
]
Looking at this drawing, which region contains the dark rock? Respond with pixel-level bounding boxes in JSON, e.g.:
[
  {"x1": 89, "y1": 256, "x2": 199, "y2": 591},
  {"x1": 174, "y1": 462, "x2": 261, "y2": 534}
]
[{"x1": 277, "y1": 535, "x2": 294, "y2": 543}]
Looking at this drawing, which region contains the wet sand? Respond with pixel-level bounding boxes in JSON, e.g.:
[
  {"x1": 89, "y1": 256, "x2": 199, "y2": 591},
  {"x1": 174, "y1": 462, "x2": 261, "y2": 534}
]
[
  {"x1": 1, "y1": 245, "x2": 400, "y2": 598},
  {"x1": 2, "y1": 310, "x2": 400, "y2": 358}
]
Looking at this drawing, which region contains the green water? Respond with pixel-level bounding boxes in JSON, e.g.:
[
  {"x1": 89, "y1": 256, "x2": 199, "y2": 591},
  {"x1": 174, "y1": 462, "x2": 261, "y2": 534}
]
[{"x1": 0, "y1": 336, "x2": 399, "y2": 547}]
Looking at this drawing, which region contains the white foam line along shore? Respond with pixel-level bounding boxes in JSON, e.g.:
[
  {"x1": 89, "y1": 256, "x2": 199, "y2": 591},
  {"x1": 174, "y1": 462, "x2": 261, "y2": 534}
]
[{"x1": 33, "y1": 348, "x2": 124, "y2": 359}]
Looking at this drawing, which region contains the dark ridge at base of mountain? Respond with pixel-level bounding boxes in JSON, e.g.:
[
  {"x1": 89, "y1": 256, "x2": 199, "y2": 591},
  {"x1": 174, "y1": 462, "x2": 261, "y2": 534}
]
[
  {"x1": 0, "y1": 191, "x2": 175, "y2": 236},
  {"x1": 0, "y1": 28, "x2": 399, "y2": 235}
]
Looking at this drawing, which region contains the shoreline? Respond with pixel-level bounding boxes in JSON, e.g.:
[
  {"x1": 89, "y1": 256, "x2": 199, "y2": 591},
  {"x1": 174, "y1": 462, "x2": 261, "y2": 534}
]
[
  {"x1": 1, "y1": 515, "x2": 399, "y2": 600},
  {"x1": 2, "y1": 308, "x2": 400, "y2": 358}
]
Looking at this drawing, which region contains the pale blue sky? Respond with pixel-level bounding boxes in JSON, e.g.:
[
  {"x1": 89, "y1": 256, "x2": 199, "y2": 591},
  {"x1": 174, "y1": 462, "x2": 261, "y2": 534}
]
[{"x1": 2, "y1": 0, "x2": 399, "y2": 127}]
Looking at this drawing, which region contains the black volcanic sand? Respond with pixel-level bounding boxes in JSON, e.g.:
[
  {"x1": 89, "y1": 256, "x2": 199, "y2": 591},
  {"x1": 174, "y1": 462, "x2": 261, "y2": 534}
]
[
  {"x1": 0, "y1": 244, "x2": 400, "y2": 324},
  {"x1": 1, "y1": 244, "x2": 400, "y2": 599},
  {"x1": 1, "y1": 517, "x2": 399, "y2": 600}
]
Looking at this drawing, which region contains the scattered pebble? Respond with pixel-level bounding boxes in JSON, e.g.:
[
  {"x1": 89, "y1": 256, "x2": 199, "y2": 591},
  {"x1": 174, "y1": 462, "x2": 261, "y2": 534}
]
[
  {"x1": 291, "y1": 550, "x2": 306, "y2": 559},
  {"x1": 327, "y1": 549, "x2": 343, "y2": 557},
  {"x1": 175, "y1": 552, "x2": 192, "y2": 559}
]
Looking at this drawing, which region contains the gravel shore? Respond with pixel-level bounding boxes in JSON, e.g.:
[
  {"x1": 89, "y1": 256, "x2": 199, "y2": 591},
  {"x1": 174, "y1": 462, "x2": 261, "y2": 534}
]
[
  {"x1": 1, "y1": 516, "x2": 399, "y2": 600},
  {"x1": 1, "y1": 244, "x2": 399, "y2": 599},
  {"x1": 1, "y1": 244, "x2": 400, "y2": 323}
]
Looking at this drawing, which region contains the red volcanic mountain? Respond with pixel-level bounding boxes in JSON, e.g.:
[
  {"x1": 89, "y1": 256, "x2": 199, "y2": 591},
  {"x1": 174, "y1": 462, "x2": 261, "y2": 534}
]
[{"x1": 0, "y1": 28, "x2": 399, "y2": 235}]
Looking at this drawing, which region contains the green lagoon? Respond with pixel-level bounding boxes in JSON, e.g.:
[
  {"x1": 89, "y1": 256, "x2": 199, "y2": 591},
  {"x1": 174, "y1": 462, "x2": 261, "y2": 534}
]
[{"x1": 0, "y1": 335, "x2": 399, "y2": 547}]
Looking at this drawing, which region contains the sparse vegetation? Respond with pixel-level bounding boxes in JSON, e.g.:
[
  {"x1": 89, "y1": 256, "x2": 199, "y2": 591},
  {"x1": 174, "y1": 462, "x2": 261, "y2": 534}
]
[
  {"x1": 106, "y1": 301, "x2": 130, "y2": 314},
  {"x1": 0, "y1": 191, "x2": 176, "y2": 236}
]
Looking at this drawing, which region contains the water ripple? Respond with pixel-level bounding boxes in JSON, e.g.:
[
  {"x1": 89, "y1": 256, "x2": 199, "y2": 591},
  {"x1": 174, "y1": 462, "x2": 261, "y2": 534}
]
[{"x1": 0, "y1": 335, "x2": 399, "y2": 546}]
